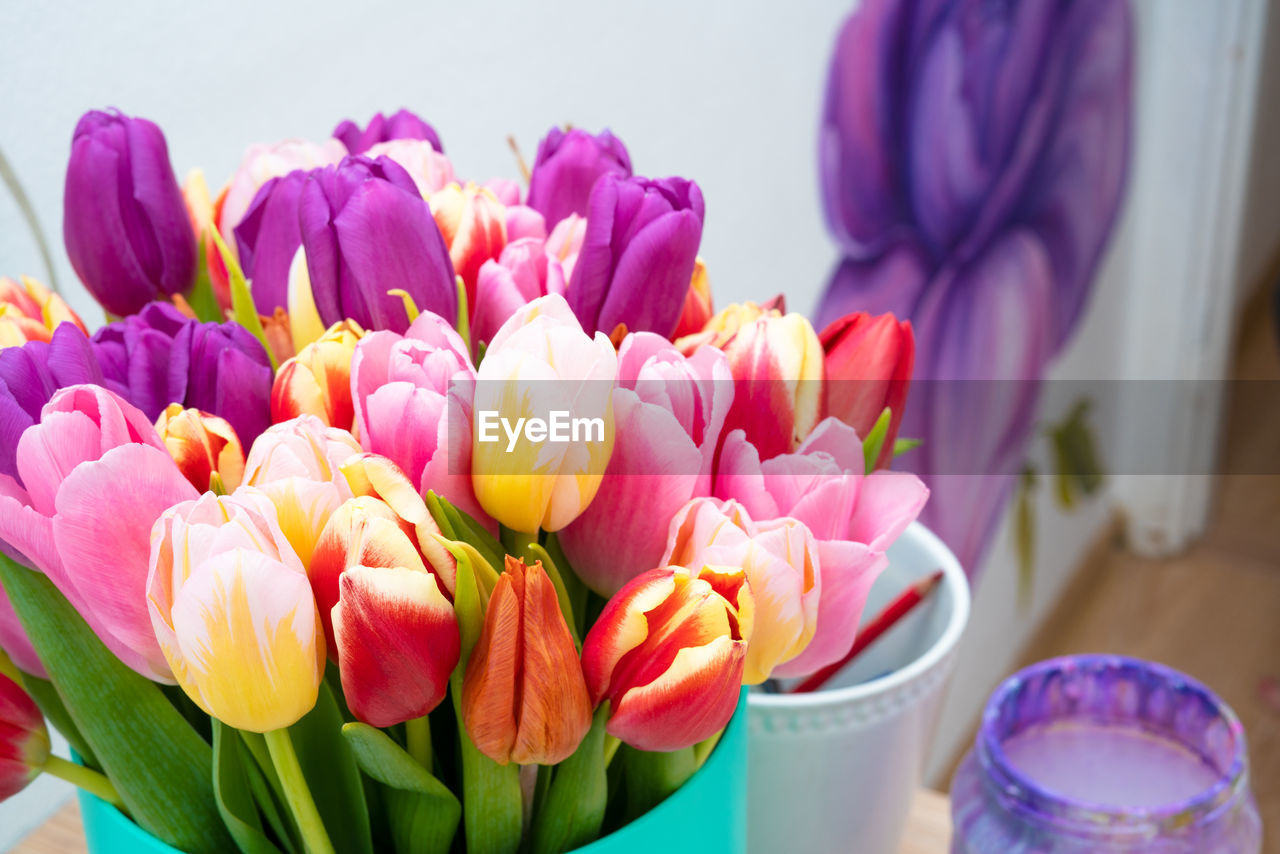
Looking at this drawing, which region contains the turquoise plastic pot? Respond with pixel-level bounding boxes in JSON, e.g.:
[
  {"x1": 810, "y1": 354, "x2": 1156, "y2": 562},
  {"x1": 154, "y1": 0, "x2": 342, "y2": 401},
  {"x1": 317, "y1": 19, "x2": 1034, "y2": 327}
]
[{"x1": 79, "y1": 691, "x2": 748, "y2": 853}]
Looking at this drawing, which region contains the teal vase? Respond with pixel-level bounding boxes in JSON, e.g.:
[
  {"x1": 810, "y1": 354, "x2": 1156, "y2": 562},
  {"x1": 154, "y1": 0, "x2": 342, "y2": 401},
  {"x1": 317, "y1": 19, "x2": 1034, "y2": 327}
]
[{"x1": 79, "y1": 691, "x2": 748, "y2": 853}]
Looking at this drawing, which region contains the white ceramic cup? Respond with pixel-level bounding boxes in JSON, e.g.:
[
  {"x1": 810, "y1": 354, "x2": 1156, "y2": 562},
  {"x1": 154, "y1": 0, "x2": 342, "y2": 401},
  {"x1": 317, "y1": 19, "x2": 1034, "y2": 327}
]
[{"x1": 747, "y1": 522, "x2": 970, "y2": 854}]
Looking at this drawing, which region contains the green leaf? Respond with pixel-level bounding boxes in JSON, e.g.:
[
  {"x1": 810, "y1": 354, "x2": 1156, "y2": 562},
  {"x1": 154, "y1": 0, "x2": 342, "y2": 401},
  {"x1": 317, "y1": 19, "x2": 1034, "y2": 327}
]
[
  {"x1": 342, "y1": 722, "x2": 461, "y2": 854},
  {"x1": 892, "y1": 437, "x2": 923, "y2": 458},
  {"x1": 861, "y1": 407, "x2": 893, "y2": 474},
  {"x1": 0, "y1": 554, "x2": 234, "y2": 854},
  {"x1": 213, "y1": 722, "x2": 285, "y2": 854},
  {"x1": 287, "y1": 681, "x2": 373, "y2": 854},
  {"x1": 19, "y1": 672, "x2": 97, "y2": 768},
  {"x1": 622, "y1": 745, "x2": 696, "y2": 822},
  {"x1": 186, "y1": 232, "x2": 224, "y2": 323},
  {"x1": 530, "y1": 705, "x2": 608, "y2": 854},
  {"x1": 432, "y1": 492, "x2": 505, "y2": 572},
  {"x1": 211, "y1": 229, "x2": 278, "y2": 371},
  {"x1": 1047, "y1": 399, "x2": 1106, "y2": 510},
  {"x1": 543, "y1": 533, "x2": 588, "y2": 633}
]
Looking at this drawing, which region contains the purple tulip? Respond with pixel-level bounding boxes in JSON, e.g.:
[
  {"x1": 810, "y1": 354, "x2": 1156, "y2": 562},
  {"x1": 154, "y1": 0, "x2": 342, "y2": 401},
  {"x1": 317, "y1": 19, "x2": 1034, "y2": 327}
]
[
  {"x1": 91, "y1": 302, "x2": 272, "y2": 445},
  {"x1": 333, "y1": 109, "x2": 443, "y2": 155},
  {"x1": 815, "y1": 0, "x2": 1132, "y2": 576},
  {"x1": 62, "y1": 109, "x2": 197, "y2": 317},
  {"x1": 567, "y1": 175, "x2": 705, "y2": 338},
  {"x1": 0, "y1": 324, "x2": 117, "y2": 485},
  {"x1": 234, "y1": 169, "x2": 310, "y2": 315},
  {"x1": 527, "y1": 127, "x2": 632, "y2": 228},
  {"x1": 299, "y1": 156, "x2": 458, "y2": 333}
]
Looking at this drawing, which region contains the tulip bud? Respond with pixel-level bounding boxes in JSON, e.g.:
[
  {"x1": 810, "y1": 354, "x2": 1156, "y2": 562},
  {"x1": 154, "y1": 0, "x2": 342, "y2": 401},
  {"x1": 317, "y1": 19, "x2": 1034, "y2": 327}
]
[
  {"x1": 333, "y1": 109, "x2": 443, "y2": 155},
  {"x1": 471, "y1": 295, "x2": 616, "y2": 533},
  {"x1": 662, "y1": 498, "x2": 819, "y2": 684},
  {"x1": 696, "y1": 303, "x2": 824, "y2": 460},
  {"x1": 546, "y1": 214, "x2": 586, "y2": 283},
  {"x1": 147, "y1": 491, "x2": 324, "y2": 732},
  {"x1": 0, "y1": 672, "x2": 49, "y2": 800},
  {"x1": 819, "y1": 312, "x2": 914, "y2": 468},
  {"x1": 312, "y1": 490, "x2": 460, "y2": 727},
  {"x1": 0, "y1": 276, "x2": 86, "y2": 347},
  {"x1": 235, "y1": 169, "x2": 310, "y2": 317},
  {"x1": 670, "y1": 259, "x2": 713, "y2": 340},
  {"x1": 581, "y1": 564, "x2": 752, "y2": 752},
  {"x1": 567, "y1": 175, "x2": 704, "y2": 338},
  {"x1": 429, "y1": 182, "x2": 508, "y2": 312},
  {"x1": 155, "y1": 404, "x2": 246, "y2": 493},
  {"x1": 299, "y1": 156, "x2": 458, "y2": 332},
  {"x1": 526, "y1": 127, "x2": 632, "y2": 228},
  {"x1": 63, "y1": 109, "x2": 197, "y2": 316},
  {"x1": 462, "y1": 557, "x2": 591, "y2": 765},
  {"x1": 271, "y1": 320, "x2": 364, "y2": 429},
  {"x1": 220, "y1": 139, "x2": 345, "y2": 257}
]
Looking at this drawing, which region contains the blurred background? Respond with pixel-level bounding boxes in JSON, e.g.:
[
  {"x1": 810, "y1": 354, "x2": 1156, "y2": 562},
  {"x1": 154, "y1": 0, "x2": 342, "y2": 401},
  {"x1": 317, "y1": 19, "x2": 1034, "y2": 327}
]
[{"x1": 1, "y1": 0, "x2": 1278, "y2": 849}]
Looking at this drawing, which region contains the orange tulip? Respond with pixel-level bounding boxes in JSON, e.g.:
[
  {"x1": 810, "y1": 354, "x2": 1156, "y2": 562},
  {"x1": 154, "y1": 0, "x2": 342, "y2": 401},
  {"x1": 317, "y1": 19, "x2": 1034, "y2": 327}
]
[
  {"x1": 670, "y1": 257, "x2": 713, "y2": 340},
  {"x1": 154, "y1": 404, "x2": 245, "y2": 492},
  {"x1": 461, "y1": 557, "x2": 591, "y2": 765}
]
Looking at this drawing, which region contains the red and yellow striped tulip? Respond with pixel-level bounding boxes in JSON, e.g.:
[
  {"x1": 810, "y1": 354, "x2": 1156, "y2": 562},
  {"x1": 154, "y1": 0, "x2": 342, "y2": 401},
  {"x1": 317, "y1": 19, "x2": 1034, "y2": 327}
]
[
  {"x1": 662, "y1": 498, "x2": 820, "y2": 684},
  {"x1": 270, "y1": 320, "x2": 365, "y2": 430},
  {"x1": 155, "y1": 404, "x2": 245, "y2": 493},
  {"x1": 461, "y1": 557, "x2": 591, "y2": 765},
  {"x1": 581, "y1": 563, "x2": 752, "y2": 752},
  {"x1": 0, "y1": 276, "x2": 86, "y2": 348}
]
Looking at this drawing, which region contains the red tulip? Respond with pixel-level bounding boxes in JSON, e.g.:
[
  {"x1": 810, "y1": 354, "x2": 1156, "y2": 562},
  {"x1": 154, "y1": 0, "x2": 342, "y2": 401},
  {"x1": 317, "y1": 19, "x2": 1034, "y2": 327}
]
[
  {"x1": 0, "y1": 672, "x2": 49, "y2": 801},
  {"x1": 461, "y1": 557, "x2": 591, "y2": 765},
  {"x1": 819, "y1": 312, "x2": 914, "y2": 468},
  {"x1": 581, "y1": 564, "x2": 752, "y2": 752}
]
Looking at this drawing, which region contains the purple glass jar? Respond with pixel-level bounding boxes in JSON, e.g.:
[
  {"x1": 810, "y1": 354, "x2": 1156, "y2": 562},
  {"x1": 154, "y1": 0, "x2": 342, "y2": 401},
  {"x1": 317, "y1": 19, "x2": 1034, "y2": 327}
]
[{"x1": 950, "y1": 655, "x2": 1262, "y2": 853}]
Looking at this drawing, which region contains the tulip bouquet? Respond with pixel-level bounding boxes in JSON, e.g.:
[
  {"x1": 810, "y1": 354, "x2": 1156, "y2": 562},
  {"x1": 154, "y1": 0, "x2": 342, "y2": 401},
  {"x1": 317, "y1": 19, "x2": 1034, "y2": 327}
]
[{"x1": 0, "y1": 107, "x2": 927, "y2": 854}]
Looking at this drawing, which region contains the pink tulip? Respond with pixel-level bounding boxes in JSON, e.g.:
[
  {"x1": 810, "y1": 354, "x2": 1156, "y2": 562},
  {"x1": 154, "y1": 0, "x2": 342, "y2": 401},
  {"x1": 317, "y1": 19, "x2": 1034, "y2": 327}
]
[
  {"x1": 546, "y1": 214, "x2": 585, "y2": 284},
  {"x1": 505, "y1": 206, "x2": 547, "y2": 242},
  {"x1": 661, "y1": 497, "x2": 820, "y2": 683},
  {"x1": 714, "y1": 417, "x2": 928, "y2": 676},
  {"x1": 483, "y1": 178, "x2": 522, "y2": 207},
  {"x1": 687, "y1": 303, "x2": 825, "y2": 460},
  {"x1": 365, "y1": 140, "x2": 456, "y2": 198},
  {"x1": 350, "y1": 311, "x2": 488, "y2": 527},
  {"x1": 0, "y1": 587, "x2": 42, "y2": 678},
  {"x1": 558, "y1": 333, "x2": 732, "y2": 595},
  {"x1": 472, "y1": 238, "x2": 567, "y2": 352},
  {"x1": 0, "y1": 385, "x2": 200, "y2": 682}
]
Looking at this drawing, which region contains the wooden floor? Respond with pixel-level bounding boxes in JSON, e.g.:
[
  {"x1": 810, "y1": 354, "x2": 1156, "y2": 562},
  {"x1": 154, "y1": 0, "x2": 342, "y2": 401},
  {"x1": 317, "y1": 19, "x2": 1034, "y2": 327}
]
[{"x1": 1012, "y1": 296, "x2": 1280, "y2": 849}]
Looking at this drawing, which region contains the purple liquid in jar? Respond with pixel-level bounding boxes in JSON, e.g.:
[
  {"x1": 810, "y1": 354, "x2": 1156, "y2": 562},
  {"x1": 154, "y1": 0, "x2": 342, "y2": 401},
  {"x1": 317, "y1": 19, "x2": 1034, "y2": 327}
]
[{"x1": 950, "y1": 655, "x2": 1262, "y2": 853}]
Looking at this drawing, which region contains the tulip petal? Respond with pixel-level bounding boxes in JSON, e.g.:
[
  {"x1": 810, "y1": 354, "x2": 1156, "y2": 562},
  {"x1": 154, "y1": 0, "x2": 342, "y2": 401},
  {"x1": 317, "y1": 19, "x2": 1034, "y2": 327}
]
[
  {"x1": 607, "y1": 635, "x2": 744, "y2": 752},
  {"x1": 169, "y1": 549, "x2": 323, "y2": 732},
  {"x1": 52, "y1": 443, "x2": 196, "y2": 680},
  {"x1": 334, "y1": 565, "x2": 458, "y2": 727}
]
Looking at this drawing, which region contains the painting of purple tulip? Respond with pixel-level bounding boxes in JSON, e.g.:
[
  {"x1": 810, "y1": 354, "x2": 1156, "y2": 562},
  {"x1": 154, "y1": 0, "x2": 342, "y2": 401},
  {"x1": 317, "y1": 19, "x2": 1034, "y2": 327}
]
[{"x1": 815, "y1": 0, "x2": 1134, "y2": 579}]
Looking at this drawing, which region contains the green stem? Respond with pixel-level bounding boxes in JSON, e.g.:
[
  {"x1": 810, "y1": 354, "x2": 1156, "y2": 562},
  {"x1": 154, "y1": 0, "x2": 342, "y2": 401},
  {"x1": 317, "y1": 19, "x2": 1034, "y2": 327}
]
[
  {"x1": 692, "y1": 731, "x2": 722, "y2": 769},
  {"x1": 43, "y1": 755, "x2": 125, "y2": 811},
  {"x1": 265, "y1": 728, "x2": 335, "y2": 854},
  {"x1": 0, "y1": 143, "x2": 60, "y2": 292},
  {"x1": 500, "y1": 526, "x2": 537, "y2": 558},
  {"x1": 405, "y1": 716, "x2": 433, "y2": 771},
  {"x1": 455, "y1": 275, "x2": 471, "y2": 353}
]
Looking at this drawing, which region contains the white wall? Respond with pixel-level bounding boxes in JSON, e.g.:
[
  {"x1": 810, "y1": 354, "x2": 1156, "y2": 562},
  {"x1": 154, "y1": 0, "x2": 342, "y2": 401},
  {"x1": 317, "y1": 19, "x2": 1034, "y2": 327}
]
[{"x1": 0, "y1": 0, "x2": 852, "y2": 325}]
